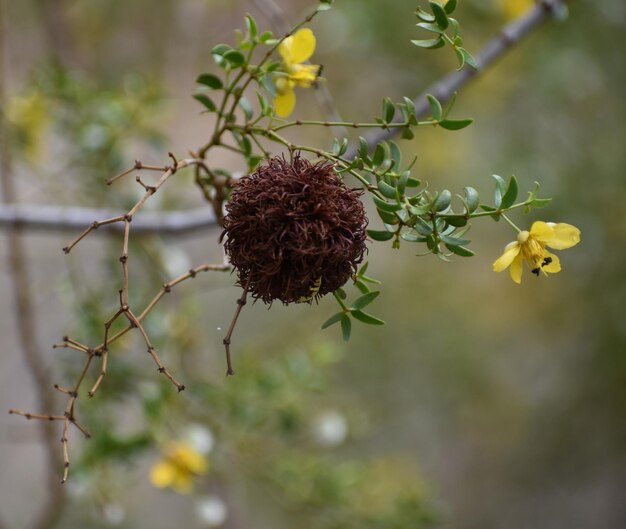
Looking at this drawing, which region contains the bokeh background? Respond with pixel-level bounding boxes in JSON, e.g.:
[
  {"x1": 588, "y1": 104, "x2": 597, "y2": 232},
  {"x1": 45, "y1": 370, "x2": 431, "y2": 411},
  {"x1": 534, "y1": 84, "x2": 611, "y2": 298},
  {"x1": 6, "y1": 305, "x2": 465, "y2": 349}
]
[{"x1": 1, "y1": 1, "x2": 624, "y2": 528}]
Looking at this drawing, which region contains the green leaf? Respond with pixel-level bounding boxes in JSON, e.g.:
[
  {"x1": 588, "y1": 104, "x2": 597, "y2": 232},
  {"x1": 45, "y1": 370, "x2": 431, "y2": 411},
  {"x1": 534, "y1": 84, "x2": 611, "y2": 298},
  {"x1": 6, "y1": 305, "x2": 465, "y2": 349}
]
[
  {"x1": 411, "y1": 37, "x2": 445, "y2": 49},
  {"x1": 415, "y1": 7, "x2": 435, "y2": 22},
  {"x1": 414, "y1": 216, "x2": 433, "y2": 236},
  {"x1": 193, "y1": 94, "x2": 216, "y2": 112},
  {"x1": 438, "y1": 118, "x2": 473, "y2": 130},
  {"x1": 440, "y1": 233, "x2": 471, "y2": 246},
  {"x1": 258, "y1": 30, "x2": 274, "y2": 43},
  {"x1": 317, "y1": 1, "x2": 333, "y2": 11},
  {"x1": 373, "y1": 195, "x2": 401, "y2": 213},
  {"x1": 332, "y1": 138, "x2": 348, "y2": 156},
  {"x1": 401, "y1": 232, "x2": 427, "y2": 242},
  {"x1": 256, "y1": 91, "x2": 270, "y2": 116},
  {"x1": 238, "y1": 135, "x2": 252, "y2": 157},
  {"x1": 458, "y1": 47, "x2": 478, "y2": 69},
  {"x1": 247, "y1": 155, "x2": 262, "y2": 171},
  {"x1": 454, "y1": 46, "x2": 465, "y2": 69},
  {"x1": 389, "y1": 141, "x2": 402, "y2": 168},
  {"x1": 530, "y1": 197, "x2": 552, "y2": 208},
  {"x1": 403, "y1": 97, "x2": 416, "y2": 117},
  {"x1": 442, "y1": 91, "x2": 457, "y2": 118},
  {"x1": 464, "y1": 186, "x2": 480, "y2": 213},
  {"x1": 260, "y1": 74, "x2": 277, "y2": 97},
  {"x1": 358, "y1": 261, "x2": 369, "y2": 276},
  {"x1": 245, "y1": 14, "x2": 257, "y2": 38},
  {"x1": 492, "y1": 174, "x2": 507, "y2": 208},
  {"x1": 340, "y1": 314, "x2": 352, "y2": 341},
  {"x1": 238, "y1": 96, "x2": 253, "y2": 121},
  {"x1": 401, "y1": 128, "x2": 415, "y2": 140},
  {"x1": 429, "y1": 1, "x2": 449, "y2": 29},
  {"x1": 350, "y1": 310, "x2": 385, "y2": 326},
  {"x1": 321, "y1": 312, "x2": 343, "y2": 329},
  {"x1": 426, "y1": 94, "x2": 442, "y2": 120},
  {"x1": 445, "y1": 243, "x2": 475, "y2": 257},
  {"x1": 415, "y1": 22, "x2": 443, "y2": 34},
  {"x1": 433, "y1": 189, "x2": 452, "y2": 211},
  {"x1": 444, "y1": 215, "x2": 468, "y2": 227},
  {"x1": 406, "y1": 177, "x2": 421, "y2": 187},
  {"x1": 377, "y1": 180, "x2": 398, "y2": 200},
  {"x1": 449, "y1": 18, "x2": 461, "y2": 38},
  {"x1": 196, "y1": 73, "x2": 223, "y2": 89},
  {"x1": 479, "y1": 204, "x2": 500, "y2": 221},
  {"x1": 224, "y1": 50, "x2": 245, "y2": 67},
  {"x1": 357, "y1": 136, "x2": 369, "y2": 160},
  {"x1": 211, "y1": 44, "x2": 231, "y2": 56},
  {"x1": 367, "y1": 229, "x2": 394, "y2": 242},
  {"x1": 355, "y1": 280, "x2": 370, "y2": 294},
  {"x1": 444, "y1": 0, "x2": 457, "y2": 14},
  {"x1": 500, "y1": 175, "x2": 519, "y2": 209},
  {"x1": 382, "y1": 97, "x2": 395, "y2": 123},
  {"x1": 377, "y1": 209, "x2": 400, "y2": 224},
  {"x1": 351, "y1": 291, "x2": 380, "y2": 311},
  {"x1": 372, "y1": 143, "x2": 386, "y2": 167}
]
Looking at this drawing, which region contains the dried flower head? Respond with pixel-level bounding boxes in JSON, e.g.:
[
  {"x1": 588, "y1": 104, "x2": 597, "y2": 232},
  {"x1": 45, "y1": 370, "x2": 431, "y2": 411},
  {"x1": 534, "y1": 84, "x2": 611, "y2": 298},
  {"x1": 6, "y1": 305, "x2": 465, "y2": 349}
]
[{"x1": 222, "y1": 155, "x2": 368, "y2": 304}]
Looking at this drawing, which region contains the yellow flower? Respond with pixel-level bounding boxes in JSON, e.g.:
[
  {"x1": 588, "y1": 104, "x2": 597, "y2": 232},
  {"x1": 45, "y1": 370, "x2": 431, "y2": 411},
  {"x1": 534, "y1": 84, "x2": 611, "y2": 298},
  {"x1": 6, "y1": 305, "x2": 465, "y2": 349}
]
[
  {"x1": 6, "y1": 91, "x2": 50, "y2": 161},
  {"x1": 493, "y1": 221, "x2": 580, "y2": 284},
  {"x1": 497, "y1": 0, "x2": 535, "y2": 20},
  {"x1": 273, "y1": 28, "x2": 320, "y2": 117},
  {"x1": 149, "y1": 441, "x2": 208, "y2": 494}
]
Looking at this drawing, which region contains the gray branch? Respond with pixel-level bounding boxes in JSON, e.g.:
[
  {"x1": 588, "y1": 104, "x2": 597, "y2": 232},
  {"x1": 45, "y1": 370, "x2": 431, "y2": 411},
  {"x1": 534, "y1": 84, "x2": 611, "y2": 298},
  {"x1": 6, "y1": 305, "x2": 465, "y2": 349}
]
[
  {"x1": 0, "y1": 204, "x2": 219, "y2": 233},
  {"x1": 0, "y1": 0, "x2": 568, "y2": 236},
  {"x1": 345, "y1": 0, "x2": 568, "y2": 158}
]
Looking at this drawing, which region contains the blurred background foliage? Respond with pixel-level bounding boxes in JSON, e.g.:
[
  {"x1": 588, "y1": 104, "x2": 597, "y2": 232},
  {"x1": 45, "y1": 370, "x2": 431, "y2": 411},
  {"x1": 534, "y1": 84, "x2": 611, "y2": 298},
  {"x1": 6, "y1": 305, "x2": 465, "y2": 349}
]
[{"x1": 0, "y1": 0, "x2": 624, "y2": 528}]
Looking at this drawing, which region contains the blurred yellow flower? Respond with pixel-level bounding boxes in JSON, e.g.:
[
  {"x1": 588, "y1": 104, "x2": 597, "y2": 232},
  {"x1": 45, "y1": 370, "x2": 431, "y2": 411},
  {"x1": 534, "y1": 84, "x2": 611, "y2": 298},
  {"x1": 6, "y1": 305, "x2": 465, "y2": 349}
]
[
  {"x1": 497, "y1": 0, "x2": 535, "y2": 20},
  {"x1": 493, "y1": 221, "x2": 580, "y2": 284},
  {"x1": 6, "y1": 91, "x2": 50, "y2": 161},
  {"x1": 149, "y1": 441, "x2": 208, "y2": 494},
  {"x1": 274, "y1": 28, "x2": 320, "y2": 117}
]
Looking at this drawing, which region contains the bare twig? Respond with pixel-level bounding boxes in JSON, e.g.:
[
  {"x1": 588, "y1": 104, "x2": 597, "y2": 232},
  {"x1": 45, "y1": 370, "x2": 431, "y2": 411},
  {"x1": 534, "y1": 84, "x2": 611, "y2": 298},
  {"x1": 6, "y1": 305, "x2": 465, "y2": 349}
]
[
  {"x1": 222, "y1": 277, "x2": 251, "y2": 377},
  {"x1": 10, "y1": 151, "x2": 230, "y2": 481},
  {"x1": 10, "y1": 260, "x2": 229, "y2": 481},
  {"x1": 346, "y1": 0, "x2": 570, "y2": 157}
]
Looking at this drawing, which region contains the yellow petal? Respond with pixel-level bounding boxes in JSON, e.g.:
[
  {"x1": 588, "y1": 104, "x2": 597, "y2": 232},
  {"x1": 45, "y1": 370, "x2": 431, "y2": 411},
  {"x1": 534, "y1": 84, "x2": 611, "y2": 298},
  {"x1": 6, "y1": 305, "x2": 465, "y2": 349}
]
[
  {"x1": 290, "y1": 64, "x2": 319, "y2": 87},
  {"x1": 278, "y1": 35, "x2": 294, "y2": 63},
  {"x1": 179, "y1": 450, "x2": 208, "y2": 474},
  {"x1": 528, "y1": 221, "x2": 555, "y2": 242},
  {"x1": 150, "y1": 461, "x2": 175, "y2": 488},
  {"x1": 542, "y1": 251, "x2": 561, "y2": 274},
  {"x1": 288, "y1": 28, "x2": 316, "y2": 64},
  {"x1": 171, "y1": 474, "x2": 194, "y2": 494},
  {"x1": 542, "y1": 222, "x2": 580, "y2": 250},
  {"x1": 492, "y1": 242, "x2": 521, "y2": 272},
  {"x1": 509, "y1": 253, "x2": 523, "y2": 284},
  {"x1": 275, "y1": 89, "x2": 296, "y2": 117}
]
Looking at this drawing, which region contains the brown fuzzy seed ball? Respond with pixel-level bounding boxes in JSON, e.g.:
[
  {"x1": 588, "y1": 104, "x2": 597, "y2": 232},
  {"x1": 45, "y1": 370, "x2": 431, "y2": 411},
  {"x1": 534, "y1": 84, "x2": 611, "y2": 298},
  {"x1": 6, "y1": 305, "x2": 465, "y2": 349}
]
[{"x1": 222, "y1": 155, "x2": 368, "y2": 304}]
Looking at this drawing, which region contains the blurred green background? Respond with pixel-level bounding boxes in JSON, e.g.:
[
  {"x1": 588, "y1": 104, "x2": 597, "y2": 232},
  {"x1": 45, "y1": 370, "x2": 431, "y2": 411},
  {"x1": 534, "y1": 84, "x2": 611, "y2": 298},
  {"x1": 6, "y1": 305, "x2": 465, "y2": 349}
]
[{"x1": 1, "y1": 1, "x2": 624, "y2": 528}]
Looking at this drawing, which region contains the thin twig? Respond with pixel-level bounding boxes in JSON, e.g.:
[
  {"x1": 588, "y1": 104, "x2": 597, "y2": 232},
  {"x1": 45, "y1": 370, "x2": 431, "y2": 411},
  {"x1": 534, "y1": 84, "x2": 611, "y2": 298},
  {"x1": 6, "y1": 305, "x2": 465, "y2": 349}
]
[
  {"x1": 222, "y1": 277, "x2": 251, "y2": 376},
  {"x1": 11, "y1": 260, "x2": 229, "y2": 481}
]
